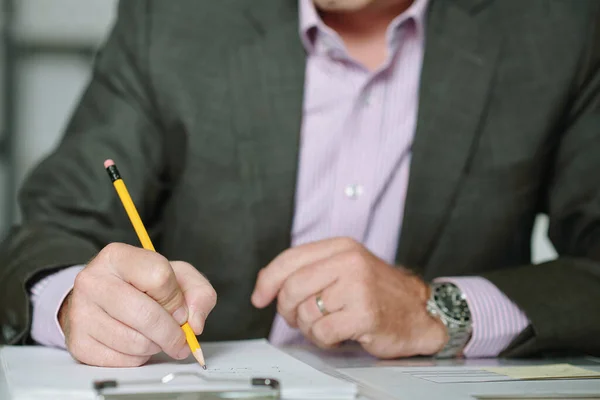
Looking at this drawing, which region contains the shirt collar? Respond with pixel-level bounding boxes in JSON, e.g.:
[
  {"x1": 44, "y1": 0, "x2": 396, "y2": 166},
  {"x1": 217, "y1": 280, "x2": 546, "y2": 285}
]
[{"x1": 298, "y1": 0, "x2": 429, "y2": 54}]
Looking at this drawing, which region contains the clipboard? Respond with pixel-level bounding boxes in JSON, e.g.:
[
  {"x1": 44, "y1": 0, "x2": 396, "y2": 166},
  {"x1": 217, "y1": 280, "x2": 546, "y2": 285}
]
[{"x1": 94, "y1": 371, "x2": 281, "y2": 400}]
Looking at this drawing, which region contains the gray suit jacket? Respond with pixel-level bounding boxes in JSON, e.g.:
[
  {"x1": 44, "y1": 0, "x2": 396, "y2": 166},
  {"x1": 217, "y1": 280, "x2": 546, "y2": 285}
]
[{"x1": 1, "y1": 0, "x2": 600, "y2": 357}]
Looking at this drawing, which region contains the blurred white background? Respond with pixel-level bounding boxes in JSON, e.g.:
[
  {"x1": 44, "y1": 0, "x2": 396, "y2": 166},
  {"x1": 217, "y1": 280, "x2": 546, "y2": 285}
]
[
  {"x1": 0, "y1": 0, "x2": 117, "y2": 231},
  {"x1": 0, "y1": 0, "x2": 558, "y2": 264}
]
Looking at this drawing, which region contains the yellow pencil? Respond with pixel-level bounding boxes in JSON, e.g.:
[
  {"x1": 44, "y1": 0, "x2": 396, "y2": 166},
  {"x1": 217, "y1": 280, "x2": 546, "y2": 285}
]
[{"x1": 103, "y1": 159, "x2": 206, "y2": 369}]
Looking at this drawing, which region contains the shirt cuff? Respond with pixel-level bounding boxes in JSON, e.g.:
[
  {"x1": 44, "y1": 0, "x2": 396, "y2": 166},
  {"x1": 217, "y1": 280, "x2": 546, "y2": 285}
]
[
  {"x1": 435, "y1": 276, "x2": 530, "y2": 358},
  {"x1": 30, "y1": 265, "x2": 85, "y2": 348}
]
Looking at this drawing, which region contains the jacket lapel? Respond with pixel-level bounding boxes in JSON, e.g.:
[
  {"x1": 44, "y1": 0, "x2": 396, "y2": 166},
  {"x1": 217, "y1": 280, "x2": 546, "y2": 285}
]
[
  {"x1": 396, "y1": 0, "x2": 502, "y2": 271},
  {"x1": 228, "y1": 4, "x2": 306, "y2": 271},
  {"x1": 227, "y1": 0, "x2": 501, "y2": 280}
]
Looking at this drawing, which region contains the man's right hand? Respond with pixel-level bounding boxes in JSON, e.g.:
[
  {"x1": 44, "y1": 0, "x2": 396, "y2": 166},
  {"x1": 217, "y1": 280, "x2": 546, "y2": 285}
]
[{"x1": 58, "y1": 243, "x2": 217, "y2": 367}]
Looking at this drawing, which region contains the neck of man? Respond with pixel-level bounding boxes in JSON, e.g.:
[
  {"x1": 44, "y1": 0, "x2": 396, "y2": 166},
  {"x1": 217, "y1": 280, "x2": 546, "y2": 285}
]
[{"x1": 319, "y1": 1, "x2": 414, "y2": 40}]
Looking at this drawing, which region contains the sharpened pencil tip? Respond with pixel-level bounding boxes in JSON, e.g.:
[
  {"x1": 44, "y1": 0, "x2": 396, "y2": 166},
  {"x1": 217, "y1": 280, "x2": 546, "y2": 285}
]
[{"x1": 192, "y1": 348, "x2": 206, "y2": 369}]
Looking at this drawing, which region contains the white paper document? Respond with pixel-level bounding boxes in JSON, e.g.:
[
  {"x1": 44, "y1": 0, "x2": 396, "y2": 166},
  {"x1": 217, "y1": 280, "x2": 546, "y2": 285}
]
[{"x1": 0, "y1": 339, "x2": 357, "y2": 399}]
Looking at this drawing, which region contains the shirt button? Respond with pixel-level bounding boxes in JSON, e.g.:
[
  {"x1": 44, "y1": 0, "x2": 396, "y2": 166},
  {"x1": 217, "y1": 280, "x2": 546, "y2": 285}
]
[{"x1": 345, "y1": 184, "x2": 364, "y2": 199}]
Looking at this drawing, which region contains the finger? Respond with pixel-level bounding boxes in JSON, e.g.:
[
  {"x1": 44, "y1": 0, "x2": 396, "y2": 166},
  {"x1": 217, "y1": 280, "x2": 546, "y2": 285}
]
[
  {"x1": 85, "y1": 301, "x2": 161, "y2": 357},
  {"x1": 78, "y1": 270, "x2": 188, "y2": 360},
  {"x1": 295, "y1": 284, "x2": 345, "y2": 333},
  {"x1": 309, "y1": 310, "x2": 360, "y2": 349},
  {"x1": 277, "y1": 251, "x2": 353, "y2": 323},
  {"x1": 101, "y1": 243, "x2": 189, "y2": 325},
  {"x1": 67, "y1": 333, "x2": 150, "y2": 368},
  {"x1": 252, "y1": 237, "x2": 358, "y2": 308},
  {"x1": 171, "y1": 261, "x2": 217, "y2": 335}
]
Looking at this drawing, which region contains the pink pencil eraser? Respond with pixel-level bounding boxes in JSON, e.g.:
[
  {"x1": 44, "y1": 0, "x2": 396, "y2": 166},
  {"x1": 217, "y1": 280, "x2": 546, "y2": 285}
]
[{"x1": 104, "y1": 159, "x2": 115, "y2": 169}]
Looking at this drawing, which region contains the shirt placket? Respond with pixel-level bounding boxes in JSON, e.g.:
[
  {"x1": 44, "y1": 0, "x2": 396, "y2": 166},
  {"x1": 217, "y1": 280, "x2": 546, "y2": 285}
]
[
  {"x1": 329, "y1": 74, "x2": 384, "y2": 242},
  {"x1": 363, "y1": 21, "x2": 422, "y2": 262}
]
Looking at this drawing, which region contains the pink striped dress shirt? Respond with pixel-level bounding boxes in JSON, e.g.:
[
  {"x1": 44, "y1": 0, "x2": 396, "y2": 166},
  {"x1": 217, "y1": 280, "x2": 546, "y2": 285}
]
[{"x1": 30, "y1": 0, "x2": 529, "y2": 358}]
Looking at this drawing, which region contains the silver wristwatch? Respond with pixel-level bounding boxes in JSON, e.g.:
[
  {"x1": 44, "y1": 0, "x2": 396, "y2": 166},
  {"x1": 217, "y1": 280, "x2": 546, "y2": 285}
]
[{"x1": 426, "y1": 282, "x2": 472, "y2": 358}]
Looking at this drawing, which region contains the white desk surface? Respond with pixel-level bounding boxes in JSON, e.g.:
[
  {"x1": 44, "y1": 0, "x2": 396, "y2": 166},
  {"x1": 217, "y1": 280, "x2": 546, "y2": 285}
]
[
  {"x1": 1, "y1": 343, "x2": 599, "y2": 400},
  {"x1": 282, "y1": 344, "x2": 600, "y2": 400}
]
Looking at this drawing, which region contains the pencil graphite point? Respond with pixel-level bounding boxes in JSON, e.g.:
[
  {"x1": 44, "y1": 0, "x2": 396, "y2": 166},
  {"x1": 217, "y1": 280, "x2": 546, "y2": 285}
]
[
  {"x1": 193, "y1": 349, "x2": 207, "y2": 370},
  {"x1": 104, "y1": 159, "x2": 115, "y2": 169}
]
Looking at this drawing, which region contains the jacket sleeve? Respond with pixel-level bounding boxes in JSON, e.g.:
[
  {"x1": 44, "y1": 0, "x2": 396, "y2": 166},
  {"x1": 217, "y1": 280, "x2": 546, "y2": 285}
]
[
  {"x1": 481, "y1": 6, "x2": 600, "y2": 357},
  {"x1": 0, "y1": 0, "x2": 171, "y2": 345}
]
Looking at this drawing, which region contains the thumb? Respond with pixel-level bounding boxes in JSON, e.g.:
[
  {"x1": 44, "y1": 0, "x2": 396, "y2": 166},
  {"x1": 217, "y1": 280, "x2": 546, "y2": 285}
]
[
  {"x1": 107, "y1": 244, "x2": 189, "y2": 325},
  {"x1": 171, "y1": 261, "x2": 217, "y2": 335}
]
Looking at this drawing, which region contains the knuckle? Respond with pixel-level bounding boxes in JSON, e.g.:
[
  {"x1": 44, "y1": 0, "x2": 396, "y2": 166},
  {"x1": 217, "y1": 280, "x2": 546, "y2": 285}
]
[
  {"x1": 161, "y1": 290, "x2": 184, "y2": 313},
  {"x1": 138, "y1": 303, "x2": 163, "y2": 333},
  {"x1": 107, "y1": 355, "x2": 148, "y2": 368},
  {"x1": 127, "y1": 356, "x2": 150, "y2": 368},
  {"x1": 129, "y1": 331, "x2": 155, "y2": 355},
  {"x1": 346, "y1": 256, "x2": 374, "y2": 284},
  {"x1": 296, "y1": 301, "x2": 308, "y2": 321},
  {"x1": 276, "y1": 301, "x2": 286, "y2": 317},
  {"x1": 278, "y1": 282, "x2": 297, "y2": 311},
  {"x1": 297, "y1": 300, "x2": 313, "y2": 324},
  {"x1": 103, "y1": 241, "x2": 123, "y2": 253},
  {"x1": 205, "y1": 286, "x2": 218, "y2": 308},
  {"x1": 267, "y1": 252, "x2": 287, "y2": 272},
  {"x1": 276, "y1": 301, "x2": 289, "y2": 322},
  {"x1": 73, "y1": 270, "x2": 95, "y2": 294},
  {"x1": 148, "y1": 262, "x2": 173, "y2": 289},
  {"x1": 169, "y1": 260, "x2": 186, "y2": 269},
  {"x1": 95, "y1": 242, "x2": 137, "y2": 271},
  {"x1": 337, "y1": 237, "x2": 359, "y2": 249},
  {"x1": 297, "y1": 320, "x2": 310, "y2": 337},
  {"x1": 173, "y1": 260, "x2": 206, "y2": 278},
  {"x1": 313, "y1": 321, "x2": 336, "y2": 346},
  {"x1": 193, "y1": 285, "x2": 217, "y2": 312},
  {"x1": 166, "y1": 332, "x2": 186, "y2": 353},
  {"x1": 100, "y1": 242, "x2": 126, "y2": 260},
  {"x1": 274, "y1": 247, "x2": 299, "y2": 270},
  {"x1": 278, "y1": 248, "x2": 294, "y2": 262},
  {"x1": 275, "y1": 305, "x2": 296, "y2": 328},
  {"x1": 344, "y1": 250, "x2": 367, "y2": 270}
]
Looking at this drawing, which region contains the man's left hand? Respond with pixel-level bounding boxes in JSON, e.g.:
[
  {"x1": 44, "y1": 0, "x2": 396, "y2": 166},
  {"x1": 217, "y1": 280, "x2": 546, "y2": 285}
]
[{"x1": 251, "y1": 238, "x2": 448, "y2": 358}]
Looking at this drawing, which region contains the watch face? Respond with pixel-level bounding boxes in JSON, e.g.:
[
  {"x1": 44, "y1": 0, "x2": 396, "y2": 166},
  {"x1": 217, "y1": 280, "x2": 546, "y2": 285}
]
[{"x1": 433, "y1": 283, "x2": 471, "y2": 324}]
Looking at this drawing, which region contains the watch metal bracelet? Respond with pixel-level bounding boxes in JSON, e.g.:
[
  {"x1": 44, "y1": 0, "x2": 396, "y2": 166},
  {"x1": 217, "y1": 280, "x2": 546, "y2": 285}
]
[{"x1": 426, "y1": 282, "x2": 473, "y2": 358}]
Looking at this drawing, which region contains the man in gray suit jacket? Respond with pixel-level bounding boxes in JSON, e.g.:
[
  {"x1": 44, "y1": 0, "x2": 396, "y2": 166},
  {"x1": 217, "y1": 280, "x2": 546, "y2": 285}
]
[{"x1": 1, "y1": 0, "x2": 600, "y2": 367}]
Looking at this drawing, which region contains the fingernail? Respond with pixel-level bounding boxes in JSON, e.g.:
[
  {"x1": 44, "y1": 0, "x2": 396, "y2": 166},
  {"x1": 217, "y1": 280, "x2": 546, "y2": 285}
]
[
  {"x1": 177, "y1": 346, "x2": 190, "y2": 360},
  {"x1": 173, "y1": 306, "x2": 188, "y2": 325}
]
